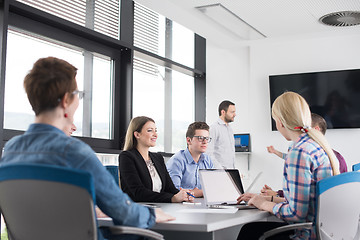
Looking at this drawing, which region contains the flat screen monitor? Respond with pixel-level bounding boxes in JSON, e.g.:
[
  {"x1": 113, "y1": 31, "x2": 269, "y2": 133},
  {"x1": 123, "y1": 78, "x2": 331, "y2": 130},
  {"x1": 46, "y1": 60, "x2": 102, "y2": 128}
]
[
  {"x1": 234, "y1": 133, "x2": 251, "y2": 152},
  {"x1": 269, "y1": 69, "x2": 360, "y2": 130}
]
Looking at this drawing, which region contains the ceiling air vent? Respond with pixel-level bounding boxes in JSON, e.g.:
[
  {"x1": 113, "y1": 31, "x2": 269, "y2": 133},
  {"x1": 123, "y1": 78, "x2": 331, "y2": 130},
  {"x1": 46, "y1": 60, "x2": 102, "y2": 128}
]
[{"x1": 319, "y1": 11, "x2": 360, "y2": 27}]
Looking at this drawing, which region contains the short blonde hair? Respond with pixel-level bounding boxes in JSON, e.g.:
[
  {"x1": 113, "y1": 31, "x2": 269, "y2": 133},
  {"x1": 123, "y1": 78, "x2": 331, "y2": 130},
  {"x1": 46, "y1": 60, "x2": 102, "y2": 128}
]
[
  {"x1": 272, "y1": 91, "x2": 339, "y2": 175},
  {"x1": 123, "y1": 116, "x2": 155, "y2": 151}
]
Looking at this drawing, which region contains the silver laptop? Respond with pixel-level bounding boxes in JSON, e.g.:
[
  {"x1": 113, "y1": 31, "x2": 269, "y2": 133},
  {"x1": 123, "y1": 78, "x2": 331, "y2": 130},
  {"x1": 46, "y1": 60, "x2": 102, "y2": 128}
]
[{"x1": 199, "y1": 169, "x2": 261, "y2": 209}]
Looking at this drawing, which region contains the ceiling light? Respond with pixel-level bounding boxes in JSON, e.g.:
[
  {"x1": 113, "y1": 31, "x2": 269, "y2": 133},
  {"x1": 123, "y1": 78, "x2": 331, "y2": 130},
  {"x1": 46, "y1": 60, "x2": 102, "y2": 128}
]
[
  {"x1": 319, "y1": 11, "x2": 360, "y2": 27},
  {"x1": 196, "y1": 3, "x2": 266, "y2": 40}
]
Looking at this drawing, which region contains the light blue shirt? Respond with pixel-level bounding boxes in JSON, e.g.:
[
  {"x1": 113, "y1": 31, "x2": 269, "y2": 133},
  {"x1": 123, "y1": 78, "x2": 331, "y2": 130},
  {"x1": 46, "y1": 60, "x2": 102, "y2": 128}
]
[
  {"x1": 166, "y1": 148, "x2": 213, "y2": 189},
  {"x1": 1, "y1": 124, "x2": 155, "y2": 231}
]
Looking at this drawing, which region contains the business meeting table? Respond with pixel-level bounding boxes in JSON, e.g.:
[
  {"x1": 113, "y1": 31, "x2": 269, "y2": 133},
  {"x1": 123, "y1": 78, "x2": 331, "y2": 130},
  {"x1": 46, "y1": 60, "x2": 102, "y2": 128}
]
[{"x1": 99, "y1": 198, "x2": 272, "y2": 240}]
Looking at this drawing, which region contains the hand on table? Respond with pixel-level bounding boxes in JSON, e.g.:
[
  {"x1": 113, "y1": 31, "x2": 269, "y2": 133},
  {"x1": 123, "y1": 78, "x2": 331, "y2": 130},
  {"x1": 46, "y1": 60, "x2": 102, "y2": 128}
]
[
  {"x1": 155, "y1": 208, "x2": 176, "y2": 223},
  {"x1": 192, "y1": 187, "x2": 203, "y2": 198},
  {"x1": 95, "y1": 207, "x2": 109, "y2": 218},
  {"x1": 172, "y1": 188, "x2": 194, "y2": 203}
]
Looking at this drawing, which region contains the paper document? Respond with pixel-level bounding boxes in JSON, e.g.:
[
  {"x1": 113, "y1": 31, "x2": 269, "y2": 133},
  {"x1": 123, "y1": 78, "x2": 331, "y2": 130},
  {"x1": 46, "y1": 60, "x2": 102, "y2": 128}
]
[{"x1": 177, "y1": 208, "x2": 238, "y2": 214}]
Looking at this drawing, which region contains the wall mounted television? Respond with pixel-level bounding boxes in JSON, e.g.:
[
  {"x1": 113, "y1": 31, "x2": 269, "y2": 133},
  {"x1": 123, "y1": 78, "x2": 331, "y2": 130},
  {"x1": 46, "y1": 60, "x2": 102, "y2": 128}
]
[{"x1": 269, "y1": 69, "x2": 360, "y2": 130}]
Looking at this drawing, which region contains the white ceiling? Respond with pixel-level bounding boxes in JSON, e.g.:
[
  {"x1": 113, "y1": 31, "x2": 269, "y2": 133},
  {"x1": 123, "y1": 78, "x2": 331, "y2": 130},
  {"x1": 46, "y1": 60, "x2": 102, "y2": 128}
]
[{"x1": 135, "y1": 0, "x2": 360, "y2": 47}]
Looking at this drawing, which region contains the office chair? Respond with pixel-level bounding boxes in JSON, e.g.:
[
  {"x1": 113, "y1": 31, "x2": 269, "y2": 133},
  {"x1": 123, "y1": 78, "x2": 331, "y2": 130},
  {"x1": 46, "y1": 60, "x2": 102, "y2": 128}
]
[
  {"x1": 105, "y1": 165, "x2": 120, "y2": 187},
  {"x1": 259, "y1": 171, "x2": 360, "y2": 240},
  {"x1": 352, "y1": 163, "x2": 360, "y2": 171},
  {"x1": 0, "y1": 164, "x2": 163, "y2": 240}
]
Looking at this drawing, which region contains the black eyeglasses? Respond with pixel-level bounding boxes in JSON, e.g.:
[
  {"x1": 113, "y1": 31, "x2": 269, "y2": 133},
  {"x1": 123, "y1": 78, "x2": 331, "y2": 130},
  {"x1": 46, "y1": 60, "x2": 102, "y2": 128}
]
[
  {"x1": 193, "y1": 136, "x2": 212, "y2": 143},
  {"x1": 57, "y1": 90, "x2": 85, "y2": 102}
]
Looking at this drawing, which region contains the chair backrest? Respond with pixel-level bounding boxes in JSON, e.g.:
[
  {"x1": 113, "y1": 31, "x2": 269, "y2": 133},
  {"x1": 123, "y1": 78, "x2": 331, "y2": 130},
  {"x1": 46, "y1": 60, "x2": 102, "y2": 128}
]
[
  {"x1": 352, "y1": 163, "x2": 360, "y2": 171},
  {"x1": 0, "y1": 164, "x2": 98, "y2": 240},
  {"x1": 316, "y1": 171, "x2": 360, "y2": 240},
  {"x1": 105, "y1": 165, "x2": 120, "y2": 188}
]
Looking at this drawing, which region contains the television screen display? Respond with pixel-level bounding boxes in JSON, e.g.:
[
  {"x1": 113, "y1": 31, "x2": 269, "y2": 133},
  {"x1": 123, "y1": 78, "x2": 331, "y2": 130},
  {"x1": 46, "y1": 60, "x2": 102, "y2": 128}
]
[
  {"x1": 234, "y1": 133, "x2": 251, "y2": 152},
  {"x1": 269, "y1": 69, "x2": 360, "y2": 130}
]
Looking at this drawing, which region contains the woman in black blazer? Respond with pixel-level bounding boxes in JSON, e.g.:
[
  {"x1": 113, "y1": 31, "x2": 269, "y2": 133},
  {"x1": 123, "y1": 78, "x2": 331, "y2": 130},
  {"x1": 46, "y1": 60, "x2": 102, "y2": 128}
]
[{"x1": 119, "y1": 116, "x2": 192, "y2": 203}]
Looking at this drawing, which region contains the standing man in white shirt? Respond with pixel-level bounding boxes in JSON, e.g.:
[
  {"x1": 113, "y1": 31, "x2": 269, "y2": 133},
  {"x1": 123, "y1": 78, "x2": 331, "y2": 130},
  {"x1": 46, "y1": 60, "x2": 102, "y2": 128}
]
[{"x1": 207, "y1": 100, "x2": 236, "y2": 169}]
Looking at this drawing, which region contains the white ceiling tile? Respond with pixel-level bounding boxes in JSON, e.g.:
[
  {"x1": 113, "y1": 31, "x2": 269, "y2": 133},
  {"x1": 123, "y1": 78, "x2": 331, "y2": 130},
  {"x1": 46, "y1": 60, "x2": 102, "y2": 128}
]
[{"x1": 135, "y1": 0, "x2": 360, "y2": 45}]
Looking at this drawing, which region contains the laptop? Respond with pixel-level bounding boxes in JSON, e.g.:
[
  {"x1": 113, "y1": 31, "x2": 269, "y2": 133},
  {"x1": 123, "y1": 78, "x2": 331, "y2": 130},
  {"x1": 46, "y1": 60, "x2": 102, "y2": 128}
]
[{"x1": 199, "y1": 169, "x2": 262, "y2": 209}]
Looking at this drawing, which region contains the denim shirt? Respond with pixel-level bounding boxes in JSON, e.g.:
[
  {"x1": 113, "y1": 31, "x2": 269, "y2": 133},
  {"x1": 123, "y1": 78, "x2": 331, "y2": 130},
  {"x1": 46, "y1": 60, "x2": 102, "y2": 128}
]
[
  {"x1": 1, "y1": 124, "x2": 155, "y2": 229},
  {"x1": 166, "y1": 148, "x2": 214, "y2": 189}
]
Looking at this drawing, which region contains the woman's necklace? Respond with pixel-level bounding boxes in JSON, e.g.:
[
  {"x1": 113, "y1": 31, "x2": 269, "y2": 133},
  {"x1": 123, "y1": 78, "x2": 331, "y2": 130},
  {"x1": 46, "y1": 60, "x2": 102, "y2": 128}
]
[{"x1": 145, "y1": 158, "x2": 155, "y2": 177}]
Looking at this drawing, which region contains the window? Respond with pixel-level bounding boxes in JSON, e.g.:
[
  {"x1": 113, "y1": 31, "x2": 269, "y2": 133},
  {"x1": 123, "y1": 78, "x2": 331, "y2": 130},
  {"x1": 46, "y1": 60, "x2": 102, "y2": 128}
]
[
  {"x1": 133, "y1": 57, "x2": 165, "y2": 152},
  {"x1": 16, "y1": 0, "x2": 120, "y2": 39},
  {"x1": 134, "y1": 2, "x2": 195, "y2": 68},
  {"x1": 133, "y1": 2, "x2": 197, "y2": 153},
  {"x1": 4, "y1": 29, "x2": 84, "y2": 131},
  {"x1": 133, "y1": 57, "x2": 195, "y2": 153},
  {"x1": 0, "y1": 214, "x2": 5, "y2": 239},
  {"x1": 172, "y1": 70, "x2": 194, "y2": 152},
  {"x1": 91, "y1": 56, "x2": 113, "y2": 139},
  {"x1": 4, "y1": 29, "x2": 114, "y2": 139},
  {"x1": 134, "y1": 2, "x2": 165, "y2": 57},
  {"x1": 172, "y1": 22, "x2": 194, "y2": 68},
  {"x1": 0, "y1": 0, "x2": 205, "y2": 155}
]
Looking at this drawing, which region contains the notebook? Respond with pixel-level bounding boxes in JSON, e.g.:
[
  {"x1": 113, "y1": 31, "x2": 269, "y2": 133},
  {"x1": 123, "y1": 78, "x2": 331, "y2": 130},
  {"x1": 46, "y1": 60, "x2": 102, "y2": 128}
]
[{"x1": 199, "y1": 169, "x2": 262, "y2": 209}]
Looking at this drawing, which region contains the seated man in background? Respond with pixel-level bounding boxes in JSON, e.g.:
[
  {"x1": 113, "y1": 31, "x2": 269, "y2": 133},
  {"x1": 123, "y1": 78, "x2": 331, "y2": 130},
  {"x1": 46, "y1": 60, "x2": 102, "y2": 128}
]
[
  {"x1": 167, "y1": 122, "x2": 214, "y2": 197},
  {"x1": 263, "y1": 112, "x2": 347, "y2": 197}
]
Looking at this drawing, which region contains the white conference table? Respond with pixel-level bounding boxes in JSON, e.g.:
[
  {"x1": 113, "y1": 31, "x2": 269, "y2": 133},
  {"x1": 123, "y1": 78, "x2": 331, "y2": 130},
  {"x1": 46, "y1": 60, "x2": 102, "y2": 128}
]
[
  {"x1": 149, "y1": 200, "x2": 271, "y2": 240},
  {"x1": 99, "y1": 199, "x2": 272, "y2": 240}
]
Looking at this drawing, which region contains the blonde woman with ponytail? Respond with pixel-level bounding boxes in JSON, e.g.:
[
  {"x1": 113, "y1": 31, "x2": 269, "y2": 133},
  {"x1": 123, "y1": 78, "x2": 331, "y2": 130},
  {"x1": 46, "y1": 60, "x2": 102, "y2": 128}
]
[{"x1": 237, "y1": 92, "x2": 338, "y2": 240}]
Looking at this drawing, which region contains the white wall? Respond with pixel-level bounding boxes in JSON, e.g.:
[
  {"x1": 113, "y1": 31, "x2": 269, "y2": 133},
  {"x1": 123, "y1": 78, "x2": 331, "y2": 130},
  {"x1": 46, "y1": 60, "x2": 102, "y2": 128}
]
[
  {"x1": 206, "y1": 41, "x2": 256, "y2": 189},
  {"x1": 206, "y1": 42, "x2": 250, "y2": 126},
  {"x1": 206, "y1": 33, "x2": 360, "y2": 192}
]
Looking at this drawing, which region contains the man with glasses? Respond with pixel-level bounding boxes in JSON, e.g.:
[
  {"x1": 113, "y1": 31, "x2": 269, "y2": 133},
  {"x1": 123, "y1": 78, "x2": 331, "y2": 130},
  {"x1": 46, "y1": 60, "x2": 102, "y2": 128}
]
[
  {"x1": 166, "y1": 122, "x2": 214, "y2": 197},
  {"x1": 207, "y1": 100, "x2": 236, "y2": 169}
]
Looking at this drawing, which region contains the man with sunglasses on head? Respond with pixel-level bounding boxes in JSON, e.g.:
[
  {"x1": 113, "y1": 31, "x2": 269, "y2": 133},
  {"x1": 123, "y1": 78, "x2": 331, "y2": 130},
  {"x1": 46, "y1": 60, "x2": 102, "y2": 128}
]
[{"x1": 166, "y1": 122, "x2": 214, "y2": 197}]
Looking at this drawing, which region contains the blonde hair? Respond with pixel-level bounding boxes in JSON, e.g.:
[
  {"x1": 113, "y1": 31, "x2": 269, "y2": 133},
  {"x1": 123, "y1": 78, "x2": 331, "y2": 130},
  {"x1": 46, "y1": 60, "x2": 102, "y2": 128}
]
[
  {"x1": 272, "y1": 92, "x2": 339, "y2": 175},
  {"x1": 123, "y1": 116, "x2": 155, "y2": 151}
]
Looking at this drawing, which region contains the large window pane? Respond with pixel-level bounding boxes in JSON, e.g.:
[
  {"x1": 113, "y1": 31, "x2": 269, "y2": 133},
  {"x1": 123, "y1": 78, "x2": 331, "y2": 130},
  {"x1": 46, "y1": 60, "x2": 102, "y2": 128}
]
[
  {"x1": 91, "y1": 56, "x2": 113, "y2": 139},
  {"x1": 133, "y1": 58, "x2": 165, "y2": 152},
  {"x1": 17, "y1": 0, "x2": 86, "y2": 26},
  {"x1": 4, "y1": 29, "x2": 84, "y2": 132},
  {"x1": 16, "y1": 0, "x2": 120, "y2": 39},
  {"x1": 133, "y1": 57, "x2": 195, "y2": 153},
  {"x1": 94, "y1": 0, "x2": 120, "y2": 39},
  {"x1": 134, "y1": 2, "x2": 165, "y2": 57},
  {"x1": 4, "y1": 29, "x2": 113, "y2": 140},
  {"x1": 172, "y1": 22, "x2": 194, "y2": 68},
  {"x1": 134, "y1": 2, "x2": 194, "y2": 68},
  {"x1": 2, "y1": 0, "x2": 204, "y2": 155},
  {"x1": 172, "y1": 71, "x2": 194, "y2": 152}
]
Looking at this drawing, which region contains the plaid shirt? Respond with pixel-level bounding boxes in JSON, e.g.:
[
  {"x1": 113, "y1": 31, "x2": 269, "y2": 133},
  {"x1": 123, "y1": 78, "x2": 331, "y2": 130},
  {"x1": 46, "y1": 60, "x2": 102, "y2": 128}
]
[{"x1": 273, "y1": 133, "x2": 332, "y2": 239}]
